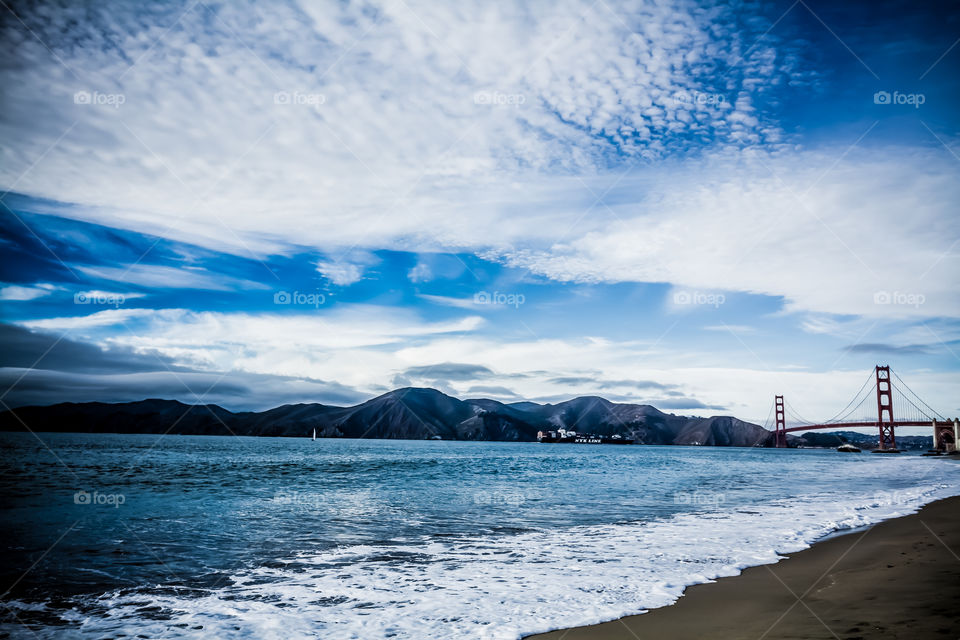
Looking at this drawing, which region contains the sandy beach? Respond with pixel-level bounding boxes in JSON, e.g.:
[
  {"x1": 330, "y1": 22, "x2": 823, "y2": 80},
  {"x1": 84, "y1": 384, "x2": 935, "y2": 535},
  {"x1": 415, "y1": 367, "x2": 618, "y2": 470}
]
[{"x1": 528, "y1": 492, "x2": 960, "y2": 640}]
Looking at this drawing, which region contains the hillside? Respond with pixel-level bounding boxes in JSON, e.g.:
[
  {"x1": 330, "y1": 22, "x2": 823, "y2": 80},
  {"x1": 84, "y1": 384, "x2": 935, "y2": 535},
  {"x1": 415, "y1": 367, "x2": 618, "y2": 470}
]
[{"x1": 0, "y1": 387, "x2": 780, "y2": 447}]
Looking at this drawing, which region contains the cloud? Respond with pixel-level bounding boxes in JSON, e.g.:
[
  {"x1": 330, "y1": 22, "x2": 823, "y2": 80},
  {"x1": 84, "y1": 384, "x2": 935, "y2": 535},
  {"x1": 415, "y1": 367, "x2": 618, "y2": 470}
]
[
  {"x1": 0, "y1": 2, "x2": 801, "y2": 265},
  {"x1": 0, "y1": 323, "x2": 367, "y2": 410},
  {"x1": 76, "y1": 264, "x2": 269, "y2": 291},
  {"x1": 18, "y1": 306, "x2": 486, "y2": 392},
  {"x1": 463, "y1": 385, "x2": 522, "y2": 400},
  {"x1": 317, "y1": 251, "x2": 380, "y2": 287},
  {"x1": 655, "y1": 398, "x2": 727, "y2": 411},
  {"x1": 496, "y1": 149, "x2": 960, "y2": 319},
  {"x1": 843, "y1": 343, "x2": 931, "y2": 355},
  {"x1": 2, "y1": 1, "x2": 953, "y2": 321},
  {"x1": 417, "y1": 294, "x2": 483, "y2": 310},
  {"x1": 407, "y1": 262, "x2": 432, "y2": 283},
  {"x1": 4, "y1": 313, "x2": 958, "y2": 423},
  {"x1": 398, "y1": 362, "x2": 496, "y2": 382},
  {"x1": 0, "y1": 323, "x2": 183, "y2": 374},
  {"x1": 0, "y1": 283, "x2": 58, "y2": 301},
  {"x1": 22, "y1": 308, "x2": 160, "y2": 330},
  {"x1": 704, "y1": 324, "x2": 755, "y2": 334},
  {"x1": 547, "y1": 376, "x2": 676, "y2": 391}
]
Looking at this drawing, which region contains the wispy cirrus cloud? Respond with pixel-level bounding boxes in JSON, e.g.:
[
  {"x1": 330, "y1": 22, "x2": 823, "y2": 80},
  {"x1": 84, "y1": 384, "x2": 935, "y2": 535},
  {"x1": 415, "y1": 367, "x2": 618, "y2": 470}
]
[{"x1": 0, "y1": 283, "x2": 59, "y2": 301}]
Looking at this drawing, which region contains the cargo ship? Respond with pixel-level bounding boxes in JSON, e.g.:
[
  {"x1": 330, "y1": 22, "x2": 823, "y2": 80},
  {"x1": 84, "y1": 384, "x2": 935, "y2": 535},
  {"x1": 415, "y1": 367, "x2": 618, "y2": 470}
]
[{"x1": 537, "y1": 428, "x2": 635, "y2": 444}]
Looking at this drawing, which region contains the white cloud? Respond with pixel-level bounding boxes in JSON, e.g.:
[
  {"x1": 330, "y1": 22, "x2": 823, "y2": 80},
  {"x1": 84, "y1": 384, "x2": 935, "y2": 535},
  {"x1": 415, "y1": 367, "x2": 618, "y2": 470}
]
[
  {"x1": 23, "y1": 308, "x2": 161, "y2": 330},
  {"x1": 20, "y1": 306, "x2": 485, "y2": 384},
  {"x1": 0, "y1": 283, "x2": 58, "y2": 301},
  {"x1": 0, "y1": 1, "x2": 794, "y2": 250},
  {"x1": 407, "y1": 262, "x2": 432, "y2": 283},
  {"x1": 704, "y1": 324, "x2": 755, "y2": 334},
  {"x1": 0, "y1": 0, "x2": 954, "y2": 325},
  {"x1": 76, "y1": 290, "x2": 146, "y2": 300},
  {"x1": 496, "y1": 149, "x2": 960, "y2": 319},
  {"x1": 316, "y1": 251, "x2": 379, "y2": 286},
  {"x1": 417, "y1": 294, "x2": 484, "y2": 309},
  {"x1": 15, "y1": 303, "x2": 957, "y2": 422},
  {"x1": 75, "y1": 264, "x2": 270, "y2": 291}
]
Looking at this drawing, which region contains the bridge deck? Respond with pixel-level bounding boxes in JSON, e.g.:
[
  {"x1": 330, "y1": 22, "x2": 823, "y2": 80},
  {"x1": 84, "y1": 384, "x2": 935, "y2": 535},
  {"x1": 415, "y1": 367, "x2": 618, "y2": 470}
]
[{"x1": 783, "y1": 420, "x2": 935, "y2": 433}]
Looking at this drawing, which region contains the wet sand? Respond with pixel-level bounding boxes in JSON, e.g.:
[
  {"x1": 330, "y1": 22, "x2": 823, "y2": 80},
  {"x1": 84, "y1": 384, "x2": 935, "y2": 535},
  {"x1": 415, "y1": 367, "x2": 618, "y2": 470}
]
[{"x1": 528, "y1": 493, "x2": 960, "y2": 640}]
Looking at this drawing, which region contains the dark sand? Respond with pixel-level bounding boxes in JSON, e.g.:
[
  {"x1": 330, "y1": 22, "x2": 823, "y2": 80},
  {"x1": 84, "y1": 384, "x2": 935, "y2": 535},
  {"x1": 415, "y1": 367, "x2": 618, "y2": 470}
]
[{"x1": 528, "y1": 494, "x2": 960, "y2": 640}]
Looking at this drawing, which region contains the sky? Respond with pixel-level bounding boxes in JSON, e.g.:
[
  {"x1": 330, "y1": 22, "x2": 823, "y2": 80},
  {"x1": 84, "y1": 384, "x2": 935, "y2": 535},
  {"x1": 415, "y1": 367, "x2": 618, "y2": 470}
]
[{"x1": 0, "y1": 0, "x2": 958, "y2": 429}]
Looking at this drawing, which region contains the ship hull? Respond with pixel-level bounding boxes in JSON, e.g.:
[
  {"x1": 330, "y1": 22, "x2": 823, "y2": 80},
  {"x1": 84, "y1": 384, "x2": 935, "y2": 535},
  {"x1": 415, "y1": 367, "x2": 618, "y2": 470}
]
[{"x1": 537, "y1": 437, "x2": 635, "y2": 444}]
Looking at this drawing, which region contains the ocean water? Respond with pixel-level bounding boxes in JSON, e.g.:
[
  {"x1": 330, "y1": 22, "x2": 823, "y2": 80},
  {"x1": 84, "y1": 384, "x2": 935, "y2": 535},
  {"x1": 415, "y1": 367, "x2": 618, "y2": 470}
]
[{"x1": 1, "y1": 433, "x2": 958, "y2": 639}]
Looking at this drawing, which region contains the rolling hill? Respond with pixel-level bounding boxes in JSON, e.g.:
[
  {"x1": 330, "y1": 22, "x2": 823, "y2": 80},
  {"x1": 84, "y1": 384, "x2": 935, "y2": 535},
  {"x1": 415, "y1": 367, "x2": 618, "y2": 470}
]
[{"x1": 0, "y1": 387, "x2": 780, "y2": 447}]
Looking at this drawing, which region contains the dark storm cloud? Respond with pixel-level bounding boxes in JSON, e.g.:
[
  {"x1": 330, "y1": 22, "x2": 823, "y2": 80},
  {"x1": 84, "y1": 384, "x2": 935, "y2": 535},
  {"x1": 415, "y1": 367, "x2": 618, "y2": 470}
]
[
  {"x1": 0, "y1": 323, "x2": 187, "y2": 374},
  {"x1": 0, "y1": 323, "x2": 367, "y2": 411}
]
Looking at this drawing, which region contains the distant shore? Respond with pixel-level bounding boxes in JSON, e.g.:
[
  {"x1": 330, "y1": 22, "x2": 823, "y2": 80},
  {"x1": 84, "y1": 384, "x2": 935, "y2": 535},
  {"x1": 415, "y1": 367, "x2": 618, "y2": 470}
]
[{"x1": 527, "y1": 491, "x2": 960, "y2": 640}]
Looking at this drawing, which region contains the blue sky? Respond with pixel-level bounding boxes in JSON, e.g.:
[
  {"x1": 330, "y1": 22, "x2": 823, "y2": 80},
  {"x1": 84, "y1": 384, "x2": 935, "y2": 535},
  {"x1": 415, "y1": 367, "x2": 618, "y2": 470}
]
[{"x1": 0, "y1": 0, "x2": 958, "y2": 428}]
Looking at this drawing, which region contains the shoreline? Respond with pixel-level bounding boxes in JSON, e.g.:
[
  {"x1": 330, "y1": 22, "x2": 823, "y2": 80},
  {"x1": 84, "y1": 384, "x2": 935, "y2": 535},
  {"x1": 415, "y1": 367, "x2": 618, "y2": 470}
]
[{"x1": 526, "y1": 493, "x2": 960, "y2": 639}]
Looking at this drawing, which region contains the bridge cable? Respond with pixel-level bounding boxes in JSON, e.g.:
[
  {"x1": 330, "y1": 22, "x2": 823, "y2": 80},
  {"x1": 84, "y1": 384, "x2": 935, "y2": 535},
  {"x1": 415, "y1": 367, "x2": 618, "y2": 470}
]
[
  {"x1": 761, "y1": 399, "x2": 775, "y2": 431},
  {"x1": 893, "y1": 387, "x2": 931, "y2": 422},
  {"x1": 891, "y1": 371, "x2": 946, "y2": 421},
  {"x1": 821, "y1": 370, "x2": 877, "y2": 424},
  {"x1": 830, "y1": 381, "x2": 877, "y2": 424},
  {"x1": 783, "y1": 400, "x2": 817, "y2": 426}
]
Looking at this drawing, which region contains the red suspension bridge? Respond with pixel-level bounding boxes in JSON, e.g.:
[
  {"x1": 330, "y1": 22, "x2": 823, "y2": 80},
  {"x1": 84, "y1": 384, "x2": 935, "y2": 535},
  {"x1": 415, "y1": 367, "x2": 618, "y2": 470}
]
[{"x1": 769, "y1": 365, "x2": 957, "y2": 453}]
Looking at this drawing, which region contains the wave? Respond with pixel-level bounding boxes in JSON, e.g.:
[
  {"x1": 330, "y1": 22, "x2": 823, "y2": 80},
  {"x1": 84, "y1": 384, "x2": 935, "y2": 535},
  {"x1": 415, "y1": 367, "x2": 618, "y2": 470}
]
[{"x1": 11, "y1": 475, "x2": 958, "y2": 640}]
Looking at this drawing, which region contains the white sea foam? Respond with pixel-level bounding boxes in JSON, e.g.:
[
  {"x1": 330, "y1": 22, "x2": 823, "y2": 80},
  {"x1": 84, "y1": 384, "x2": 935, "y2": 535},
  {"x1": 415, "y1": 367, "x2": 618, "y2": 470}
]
[{"x1": 56, "y1": 468, "x2": 958, "y2": 640}]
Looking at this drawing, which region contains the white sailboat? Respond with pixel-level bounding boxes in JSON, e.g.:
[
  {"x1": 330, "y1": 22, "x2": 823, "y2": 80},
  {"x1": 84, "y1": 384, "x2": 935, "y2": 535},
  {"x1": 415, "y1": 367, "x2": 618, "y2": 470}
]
[{"x1": 312, "y1": 428, "x2": 316, "y2": 441}]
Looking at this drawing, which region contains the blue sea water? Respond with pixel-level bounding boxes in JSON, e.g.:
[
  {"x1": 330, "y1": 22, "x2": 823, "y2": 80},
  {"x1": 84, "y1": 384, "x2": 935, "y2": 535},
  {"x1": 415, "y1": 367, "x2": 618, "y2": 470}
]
[{"x1": 1, "y1": 433, "x2": 958, "y2": 639}]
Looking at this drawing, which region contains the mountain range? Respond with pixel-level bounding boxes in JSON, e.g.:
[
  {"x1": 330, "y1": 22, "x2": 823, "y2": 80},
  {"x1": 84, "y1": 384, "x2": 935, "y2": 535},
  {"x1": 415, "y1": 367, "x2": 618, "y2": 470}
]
[{"x1": 0, "y1": 387, "x2": 783, "y2": 447}]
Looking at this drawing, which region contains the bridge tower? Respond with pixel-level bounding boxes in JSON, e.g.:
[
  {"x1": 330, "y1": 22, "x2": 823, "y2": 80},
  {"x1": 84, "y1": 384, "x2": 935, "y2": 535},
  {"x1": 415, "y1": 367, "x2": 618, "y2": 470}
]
[
  {"x1": 774, "y1": 395, "x2": 786, "y2": 448},
  {"x1": 933, "y1": 419, "x2": 956, "y2": 453},
  {"x1": 875, "y1": 365, "x2": 898, "y2": 452}
]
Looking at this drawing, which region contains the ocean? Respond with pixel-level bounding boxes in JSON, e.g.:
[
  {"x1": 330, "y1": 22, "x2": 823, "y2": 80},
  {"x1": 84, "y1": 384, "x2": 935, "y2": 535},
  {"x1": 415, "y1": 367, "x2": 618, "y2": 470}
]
[{"x1": 1, "y1": 433, "x2": 957, "y2": 639}]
